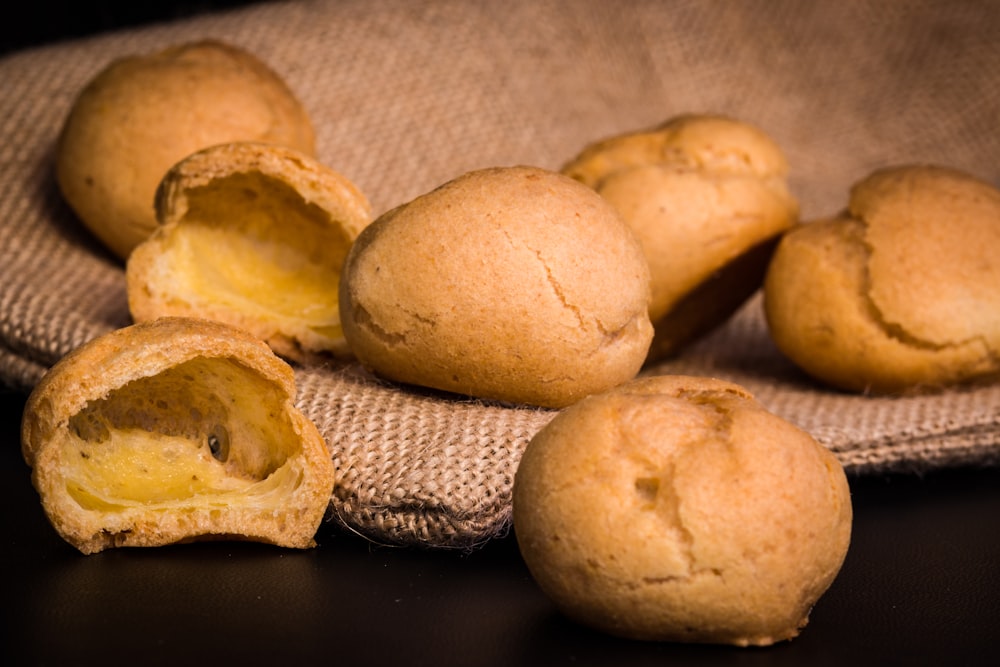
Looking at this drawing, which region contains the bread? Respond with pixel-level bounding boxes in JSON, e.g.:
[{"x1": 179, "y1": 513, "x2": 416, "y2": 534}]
[
  {"x1": 338, "y1": 165, "x2": 653, "y2": 408},
  {"x1": 562, "y1": 114, "x2": 799, "y2": 361},
  {"x1": 21, "y1": 317, "x2": 336, "y2": 554},
  {"x1": 126, "y1": 141, "x2": 371, "y2": 363},
  {"x1": 763, "y1": 164, "x2": 1000, "y2": 393},
  {"x1": 55, "y1": 40, "x2": 316, "y2": 259},
  {"x1": 512, "y1": 375, "x2": 852, "y2": 645}
]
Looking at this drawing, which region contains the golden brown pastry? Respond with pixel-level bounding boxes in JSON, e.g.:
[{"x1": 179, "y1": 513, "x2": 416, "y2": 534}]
[
  {"x1": 562, "y1": 114, "x2": 799, "y2": 361},
  {"x1": 56, "y1": 40, "x2": 316, "y2": 259},
  {"x1": 764, "y1": 165, "x2": 1000, "y2": 393},
  {"x1": 513, "y1": 375, "x2": 852, "y2": 646},
  {"x1": 126, "y1": 141, "x2": 371, "y2": 363},
  {"x1": 339, "y1": 165, "x2": 653, "y2": 408},
  {"x1": 21, "y1": 317, "x2": 335, "y2": 554}
]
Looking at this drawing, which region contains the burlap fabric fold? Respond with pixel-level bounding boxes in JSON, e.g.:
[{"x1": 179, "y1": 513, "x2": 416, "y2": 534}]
[{"x1": 2, "y1": 0, "x2": 998, "y2": 548}]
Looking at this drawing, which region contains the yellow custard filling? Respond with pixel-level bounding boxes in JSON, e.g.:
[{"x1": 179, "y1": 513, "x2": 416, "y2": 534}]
[
  {"x1": 165, "y1": 172, "x2": 351, "y2": 335},
  {"x1": 175, "y1": 224, "x2": 341, "y2": 328},
  {"x1": 60, "y1": 356, "x2": 303, "y2": 512}
]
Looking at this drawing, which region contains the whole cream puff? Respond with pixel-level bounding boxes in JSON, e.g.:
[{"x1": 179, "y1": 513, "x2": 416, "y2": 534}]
[
  {"x1": 764, "y1": 164, "x2": 1000, "y2": 393},
  {"x1": 56, "y1": 40, "x2": 316, "y2": 259},
  {"x1": 513, "y1": 375, "x2": 852, "y2": 645},
  {"x1": 339, "y1": 166, "x2": 653, "y2": 408},
  {"x1": 563, "y1": 114, "x2": 799, "y2": 361}
]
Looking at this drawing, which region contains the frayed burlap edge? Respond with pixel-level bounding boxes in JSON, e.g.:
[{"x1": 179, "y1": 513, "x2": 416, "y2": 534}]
[{"x1": 4, "y1": 301, "x2": 1000, "y2": 549}]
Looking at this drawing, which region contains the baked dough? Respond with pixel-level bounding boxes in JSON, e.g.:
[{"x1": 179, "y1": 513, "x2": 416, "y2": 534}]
[
  {"x1": 562, "y1": 114, "x2": 798, "y2": 361},
  {"x1": 55, "y1": 39, "x2": 316, "y2": 259},
  {"x1": 512, "y1": 375, "x2": 852, "y2": 646},
  {"x1": 764, "y1": 164, "x2": 1000, "y2": 393},
  {"x1": 126, "y1": 141, "x2": 371, "y2": 363},
  {"x1": 21, "y1": 317, "x2": 336, "y2": 554},
  {"x1": 338, "y1": 165, "x2": 653, "y2": 408}
]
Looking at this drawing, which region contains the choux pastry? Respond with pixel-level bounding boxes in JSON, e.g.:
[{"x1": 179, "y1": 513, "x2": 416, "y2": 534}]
[
  {"x1": 339, "y1": 165, "x2": 653, "y2": 408},
  {"x1": 126, "y1": 141, "x2": 371, "y2": 363},
  {"x1": 563, "y1": 114, "x2": 799, "y2": 361},
  {"x1": 764, "y1": 164, "x2": 1000, "y2": 393},
  {"x1": 513, "y1": 375, "x2": 852, "y2": 645},
  {"x1": 55, "y1": 40, "x2": 316, "y2": 259},
  {"x1": 21, "y1": 317, "x2": 335, "y2": 554}
]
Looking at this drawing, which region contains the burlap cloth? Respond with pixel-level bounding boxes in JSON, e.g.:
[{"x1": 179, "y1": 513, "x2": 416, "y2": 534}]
[{"x1": 1, "y1": 0, "x2": 998, "y2": 548}]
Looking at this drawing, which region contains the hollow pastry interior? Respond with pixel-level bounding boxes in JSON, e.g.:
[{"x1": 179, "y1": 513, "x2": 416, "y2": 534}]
[
  {"x1": 22, "y1": 318, "x2": 335, "y2": 554},
  {"x1": 153, "y1": 172, "x2": 350, "y2": 345},
  {"x1": 127, "y1": 142, "x2": 372, "y2": 362},
  {"x1": 62, "y1": 355, "x2": 304, "y2": 512}
]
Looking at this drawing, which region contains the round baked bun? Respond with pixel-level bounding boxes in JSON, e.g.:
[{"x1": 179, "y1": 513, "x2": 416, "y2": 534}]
[
  {"x1": 21, "y1": 317, "x2": 336, "y2": 555},
  {"x1": 126, "y1": 141, "x2": 371, "y2": 363},
  {"x1": 339, "y1": 166, "x2": 653, "y2": 408},
  {"x1": 562, "y1": 114, "x2": 799, "y2": 361},
  {"x1": 513, "y1": 375, "x2": 852, "y2": 646},
  {"x1": 764, "y1": 165, "x2": 1000, "y2": 394},
  {"x1": 56, "y1": 40, "x2": 316, "y2": 259}
]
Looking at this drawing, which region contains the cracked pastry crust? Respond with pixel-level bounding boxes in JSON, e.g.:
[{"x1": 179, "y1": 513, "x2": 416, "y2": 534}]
[
  {"x1": 55, "y1": 40, "x2": 316, "y2": 260},
  {"x1": 126, "y1": 141, "x2": 371, "y2": 363},
  {"x1": 562, "y1": 114, "x2": 799, "y2": 361},
  {"x1": 338, "y1": 165, "x2": 654, "y2": 409},
  {"x1": 512, "y1": 375, "x2": 852, "y2": 646},
  {"x1": 763, "y1": 164, "x2": 1000, "y2": 394},
  {"x1": 21, "y1": 317, "x2": 336, "y2": 554}
]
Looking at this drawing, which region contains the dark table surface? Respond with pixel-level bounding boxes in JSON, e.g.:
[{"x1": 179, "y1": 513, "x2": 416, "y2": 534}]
[
  {"x1": 4, "y1": 384, "x2": 1000, "y2": 666},
  {"x1": 3, "y1": 3, "x2": 1000, "y2": 665}
]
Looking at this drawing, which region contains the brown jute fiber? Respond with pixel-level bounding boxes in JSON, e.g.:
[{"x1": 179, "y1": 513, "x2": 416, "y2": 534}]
[{"x1": 1, "y1": 0, "x2": 998, "y2": 548}]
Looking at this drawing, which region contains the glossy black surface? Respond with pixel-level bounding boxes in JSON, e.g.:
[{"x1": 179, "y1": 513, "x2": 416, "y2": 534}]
[{"x1": 4, "y1": 384, "x2": 1000, "y2": 666}]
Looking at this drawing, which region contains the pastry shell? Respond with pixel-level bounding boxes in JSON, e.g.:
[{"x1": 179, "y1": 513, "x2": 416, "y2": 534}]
[
  {"x1": 562, "y1": 114, "x2": 799, "y2": 361},
  {"x1": 126, "y1": 141, "x2": 372, "y2": 363},
  {"x1": 763, "y1": 164, "x2": 1000, "y2": 393},
  {"x1": 513, "y1": 375, "x2": 852, "y2": 645},
  {"x1": 21, "y1": 317, "x2": 335, "y2": 554},
  {"x1": 338, "y1": 165, "x2": 653, "y2": 408},
  {"x1": 55, "y1": 40, "x2": 317, "y2": 260}
]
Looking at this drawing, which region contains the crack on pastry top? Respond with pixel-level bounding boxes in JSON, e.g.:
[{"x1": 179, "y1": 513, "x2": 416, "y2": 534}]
[
  {"x1": 562, "y1": 114, "x2": 791, "y2": 191},
  {"x1": 608, "y1": 387, "x2": 745, "y2": 584},
  {"x1": 849, "y1": 165, "x2": 1000, "y2": 350},
  {"x1": 832, "y1": 210, "x2": 994, "y2": 356}
]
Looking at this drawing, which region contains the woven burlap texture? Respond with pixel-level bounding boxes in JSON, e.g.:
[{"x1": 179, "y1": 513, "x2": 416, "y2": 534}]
[{"x1": 1, "y1": 0, "x2": 998, "y2": 548}]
